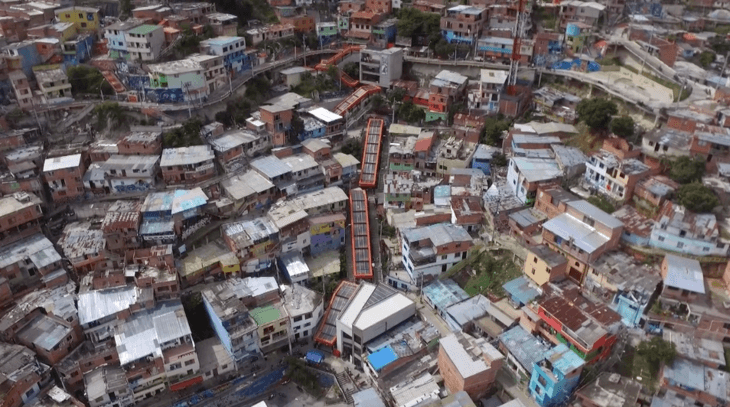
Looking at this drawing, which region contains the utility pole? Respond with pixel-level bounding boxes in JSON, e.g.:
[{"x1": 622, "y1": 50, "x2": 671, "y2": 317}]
[{"x1": 227, "y1": 67, "x2": 233, "y2": 96}]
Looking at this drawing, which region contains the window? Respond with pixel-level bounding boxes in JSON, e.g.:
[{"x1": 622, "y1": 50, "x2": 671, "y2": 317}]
[
  {"x1": 532, "y1": 268, "x2": 536, "y2": 275},
  {"x1": 658, "y1": 236, "x2": 665, "y2": 242},
  {"x1": 184, "y1": 359, "x2": 195, "y2": 366},
  {"x1": 441, "y1": 255, "x2": 447, "y2": 260},
  {"x1": 677, "y1": 242, "x2": 684, "y2": 248}
]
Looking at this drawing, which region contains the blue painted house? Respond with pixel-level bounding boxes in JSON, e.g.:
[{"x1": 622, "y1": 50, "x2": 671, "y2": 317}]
[
  {"x1": 199, "y1": 36, "x2": 256, "y2": 74},
  {"x1": 62, "y1": 35, "x2": 94, "y2": 65},
  {"x1": 529, "y1": 344, "x2": 585, "y2": 407},
  {"x1": 502, "y1": 276, "x2": 541, "y2": 308},
  {"x1": 472, "y1": 144, "x2": 499, "y2": 175},
  {"x1": 442, "y1": 6, "x2": 486, "y2": 45},
  {"x1": 585, "y1": 251, "x2": 661, "y2": 328},
  {"x1": 4, "y1": 40, "x2": 42, "y2": 77}
]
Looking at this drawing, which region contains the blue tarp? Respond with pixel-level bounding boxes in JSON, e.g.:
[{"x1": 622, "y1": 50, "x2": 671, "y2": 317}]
[
  {"x1": 367, "y1": 346, "x2": 398, "y2": 371},
  {"x1": 306, "y1": 350, "x2": 325, "y2": 364},
  {"x1": 502, "y1": 276, "x2": 540, "y2": 306}
]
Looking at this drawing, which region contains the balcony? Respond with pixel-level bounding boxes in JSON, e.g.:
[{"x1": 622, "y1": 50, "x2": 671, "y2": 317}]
[{"x1": 408, "y1": 247, "x2": 436, "y2": 266}]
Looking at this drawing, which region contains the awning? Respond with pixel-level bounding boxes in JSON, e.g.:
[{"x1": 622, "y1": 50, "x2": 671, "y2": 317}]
[{"x1": 306, "y1": 350, "x2": 325, "y2": 364}]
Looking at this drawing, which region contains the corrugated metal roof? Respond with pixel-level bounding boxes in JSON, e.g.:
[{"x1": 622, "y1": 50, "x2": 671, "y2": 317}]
[
  {"x1": 664, "y1": 254, "x2": 705, "y2": 294},
  {"x1": 114, "y1": 301, "x2": 191, "y2": 366},
  {"x1": 160, "y1": 146, "x2": 214, "y2": 167},
  {"x1": 542, "y1": 213, "x2": 610, "y2": 253},
  {"x1": 78, "y1": 285, "x2": 140, "y2": 325},
  {"x1": 43, "y1": 154, "x2": 81, "y2": 172}
]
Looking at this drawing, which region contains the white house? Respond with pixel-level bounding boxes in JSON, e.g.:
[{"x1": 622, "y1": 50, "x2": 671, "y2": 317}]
[{"x1": 124, "y1": 24, "x2": 165, "y2": 61}]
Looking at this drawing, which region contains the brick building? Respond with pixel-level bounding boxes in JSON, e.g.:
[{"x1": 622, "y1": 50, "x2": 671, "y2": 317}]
[
  {"x1": 160, "y1": 146, "x2": 216, "y2": 185},
  {"x1": 0, "y1": 191, "x2": 43, "y2": 246},
  {"x1": 43, "y1": 153, "x2": 86, "y2": 202},
  {"x1": 117, "y1": 128, "x2": 163, "y2": 155},
  {"x1": 439, "y1": 331, "x2": 504, "y2": 400}
]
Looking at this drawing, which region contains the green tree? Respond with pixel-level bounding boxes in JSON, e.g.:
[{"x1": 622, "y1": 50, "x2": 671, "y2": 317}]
[
  {"x1": 480, "y1": 117, "x2": 512, "y2": 146},
  {"x1": 491, "y1": 152, "x2": 508, "y2": 167},
  {"x1": 434, "y1": 38, "x2": 455, "y2": 58},
  {"x1": 700, "y1": 51, "x2": 716, "y2": 68},
  {"x1": 289, "y1": 114, "x2": 304, "y2": 144},
  {"x1": 327, "y1": 65, "x2": 339, "y2": 82},
  {"x1": 94, "y1": 102, "x2": 128, "y2": 131},
  {"x1": 396, "y1": 8, "x2": 441, "y2": 42},
  {"x1": 677, "y1": 183, "x2": 720, "y2": 213},
  {"x1": 120, "y1": 0, "x2": 132, "y2": 16},
  {"x1": 611, "y1": 115, "x2": 635, "y2": 138},
  {"x1": 371, "y1": 94, "x2": 385, "y2": 110},
  {"x1": 388, "y1": 87, "x2": 406, "y2": 103},
  {"x1": 343, "y1": 62, "x2": 359, "y2": 79},
  {"x1": 67, "y1": 66, "x2": 114, "y2": 96},
  {"x1": 397, "y1": 102, "x2": 425, "y2": 124},
  {"x1": 637, "y1": 337, "x2": 677, "y2": 373},
  {"x1": 668, "y1": 156, "x2": 706, "y2": 184},
  {"x1": 163, "y1": 118, "x2": 204, "y2": 148},
  {"x1": 576, "y1": 98, "x2": 618, "y2": 131}
]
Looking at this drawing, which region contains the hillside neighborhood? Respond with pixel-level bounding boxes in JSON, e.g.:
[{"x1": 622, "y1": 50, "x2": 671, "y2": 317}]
[{"x1": 2, "y1": 0, "x2": 730, "y2": 406}]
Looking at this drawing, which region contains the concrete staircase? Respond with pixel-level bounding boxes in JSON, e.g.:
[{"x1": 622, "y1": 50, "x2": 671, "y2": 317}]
[{"x1": 334, "y1": 370, "x2": 356, "y2": 404}]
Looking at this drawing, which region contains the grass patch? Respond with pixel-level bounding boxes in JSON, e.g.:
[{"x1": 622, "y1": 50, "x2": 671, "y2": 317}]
[
  {"x1": 641, "y1": 71, "x2": 691, "y2": 101},
  {"x1": 564, "y1": 122, "x2": 601, "y2": 154},
  {"x1": 291, "y1": 72, "x2": 338, "y2": 98},
  {"x1": 454, "y1": 251, "x2": 521, "y2": 298},
  {"x1": 614, "y1": 346, "x2": 657, "y2": 392},
  {"x1": 587, "y1": 195, "x2": 616, "y2": 214}
]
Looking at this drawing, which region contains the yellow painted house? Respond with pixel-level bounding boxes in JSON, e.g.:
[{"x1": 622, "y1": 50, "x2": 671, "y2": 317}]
[{"x1": 55, "y1": 6, "x2": 100, "y2": 34}]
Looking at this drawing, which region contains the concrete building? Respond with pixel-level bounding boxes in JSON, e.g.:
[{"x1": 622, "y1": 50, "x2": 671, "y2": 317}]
[
  {"x1": 528, "y1": 343, "x2": 585, "y2": 407},
  {"x1": 84, "y1": 155, "x2": 159, "y2": 194},
  {"x1": 530, "y1": 282, "x2": 622, "y2": 364},
  {"x1": 281, "y1": 154, "x2": 325, "y2": 195},
  {"x1": 663, "y1": 330, "x2": 725, "y2": 369},
  {"x1": 439, "y1": 332, "x2": 504, "y2": 400},
  {"x1": 0, "y1": 342, "x2": 51, "y2": 407},
  {"x1": 401, "y1": 223, "x2": 473, "y2": 280},
  {"x1": 282, "y1": 284, "x2": 323, "y2": 341},
  {"x1": 201, "y1": 279, "x2": 265, "y2": 363},
  {"x1": 251, "y1": 155, "x2": 296, "y2": 196},
  {"x1": 428, "y1": 70, "x2": 468, "y2": 122},
  {"x1": 160, "y1": 146, "x2": 216, "y2": 185},
  {"x1": 575, "y1": 373, "x2": 642, "y2": 407},
  {"x1": 584, "y1": 150, "x2": 652, "y2": 201},
  {"x1": 196, "y1": 337, "x2": 234, "y2": 382},
  {"x1": 541, "y1": 200, "x2": 623, "y2": 284},
  {"x1": 220, "y1": 171, "x2": 276, "y2": 215},
  {"x1": 43, "y1": 153, "x2": 85, "y2": 202},
  {"x1": 473, "y1": 69, "x2": 507, "y2": 114},
  {"x1": 84, "y1": 366, "x2": 133, "y2": 407},
  {"x1": 523, "y1": 244, "x2": 567, "y2": 287},
  {"x1": 250, "y1": 301, "x2": 290, "y2": 354},
  {"x1": 34, "y1": 67, "x2": 71, "y2": 103},
  {"x1": 199, "y1": 36, "x2": 254, "y2": 74},
  {"x1": 222, "y1": 217, "x2": 279, "y2": 274},
  {"x1": 441, "y1": 5, "x2": 486, "y2": 44},
  {"x1": 660, "y1": 358, "x2": 730, "y2": 406},
  {"x1": 659, "y1": 254, "x2": 706, "y2": 303},
  {"x1": 585, "y1": 251, "x2": 661, "y2": 327},
  {"x1": 57, "y1": 221, "x2": 106, "y2": 273},
  {"x1": 146, "y1": 59, "x2": 209, "y2": 103},
  {"x1": 0, "y1": 191, "x2": 43, "y2": 246},
  {"x1": 336, "y1": 282, "x2": 416, "y2": 369},
  {"x1": 113, "y1": 301, "x2": 200, "y2": 399},
  {"x1": 205, "y1": 12, "x2": 238, "y2": 36},
  {"x1": 245, "y1": 23, "x2": 294, "y2": 45},
  {"x1": 359, "y1": 47, "x2": 403, "y2": 87},
  {"x1": 124, "y1": 24, "x2": 164, "y2": 61},
  {"x1": 103, "y1": 19, "x2": 145, "y2": 59},
  {"x1": 649, "y1": 202, "x2": 727, "y2": 256},
  {"x1": 507, "y1": 157, "x2": 563, "y2": 205},
  {"x1": 498, "y1": 326, "x2": 553, "y2": 386},
  {"x1": 178, "y1": 240, "x2": 239, "y2": 286}
]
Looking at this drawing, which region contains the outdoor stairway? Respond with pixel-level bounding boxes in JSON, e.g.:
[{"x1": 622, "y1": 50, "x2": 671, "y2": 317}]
[{"x1": 334, "y1": 370, "x2": 356, "y2": 404}]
